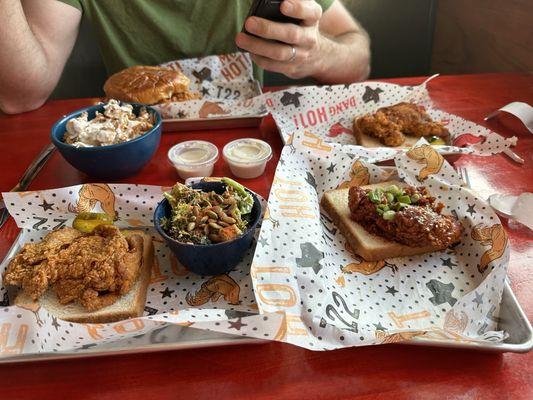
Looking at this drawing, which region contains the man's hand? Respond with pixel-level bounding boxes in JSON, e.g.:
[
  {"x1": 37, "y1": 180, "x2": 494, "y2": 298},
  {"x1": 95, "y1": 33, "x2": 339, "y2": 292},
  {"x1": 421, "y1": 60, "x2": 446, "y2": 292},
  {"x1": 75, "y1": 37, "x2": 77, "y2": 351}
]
[{"x1": 235, "y1": 0, "x2": 370, "y2": 84}]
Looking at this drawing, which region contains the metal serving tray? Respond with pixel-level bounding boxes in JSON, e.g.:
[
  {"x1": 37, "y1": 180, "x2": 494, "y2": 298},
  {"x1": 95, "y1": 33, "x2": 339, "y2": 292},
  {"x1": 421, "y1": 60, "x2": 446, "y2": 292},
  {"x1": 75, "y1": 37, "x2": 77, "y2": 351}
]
[
  {"x1": 162, "y1": 80, "x2": 267, "y2": 132},
  {"x1": 0, "y1": 278, "x2": 529, "y2": 364}
]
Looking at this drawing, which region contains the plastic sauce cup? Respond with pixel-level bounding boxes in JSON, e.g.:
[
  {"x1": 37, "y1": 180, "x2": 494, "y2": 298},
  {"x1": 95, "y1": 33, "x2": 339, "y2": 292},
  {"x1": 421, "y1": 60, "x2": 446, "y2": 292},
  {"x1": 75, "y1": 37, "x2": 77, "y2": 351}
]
[
  {"x1": 168, "y1": 140, "x2": 219, "y2": 180},
  {"x1": 223, "y1": 138, "x2": 273, "y2": 179}
]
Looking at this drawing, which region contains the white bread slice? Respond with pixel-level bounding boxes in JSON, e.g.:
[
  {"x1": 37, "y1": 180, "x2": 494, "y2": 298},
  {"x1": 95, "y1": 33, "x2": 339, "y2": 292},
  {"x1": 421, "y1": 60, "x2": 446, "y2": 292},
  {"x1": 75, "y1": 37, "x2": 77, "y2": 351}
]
[
  {"x1": 15, "y1": 230, "x2": 154, "y2": 324},
  {"x1": 321, "y1": 181, "x2": 446, "y2": 261}
]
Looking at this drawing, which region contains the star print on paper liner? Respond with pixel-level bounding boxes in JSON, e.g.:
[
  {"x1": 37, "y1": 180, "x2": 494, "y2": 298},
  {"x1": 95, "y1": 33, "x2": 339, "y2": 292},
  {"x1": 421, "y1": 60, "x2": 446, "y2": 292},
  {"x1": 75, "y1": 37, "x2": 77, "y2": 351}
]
[
  {"x1": 228, "y1": 317, "x2": 247, "y2": 330},
  {"x1": 426, "y1": 279, "x2": 457, "y2": 306},
  {"x1": 472, "y1": 291, "x2": 484, "y2": 307},
  {"x1": 200, "y1": 86, "x2": 210, "y2": 96},
  {"x1": 305, "y1": 172, "x2": 317, "y2": 190},
  {"x1": 192, "y1": 67, "x2": 212, "y2": 83},
  {"x1": 160, "y1": 287, "x2": 175, "y2": 299},
  {"x1": 362, "y1": 86, "x2": 383, "y2": 103},
  {"x1": 326, "y1": 163, "x2": 336, "y2": 174},
  {"x1": 466, "y1": 204, "x2": 477, "y2": 216},
  {"x1": 51, "y1": 316, "x2": 61, "y2": 331},
  {"x1": 257, "y1": 237, "x2": 269, "y2": 247},
  {"x1": 441, "y1": 257, "x2": 458, "y2": 269},
  {"x1": 296, "y1": 242, "x2": 324, "y2": 274},
  {"x1": 385, "y1": 285, "x2": 398, "y2": 296},
  {"x1": 38, "y1": 199, "x2": 54, "y2": 211},
  {"x1": 280, "y1": 91, "x2": 303, "y2": 108}
]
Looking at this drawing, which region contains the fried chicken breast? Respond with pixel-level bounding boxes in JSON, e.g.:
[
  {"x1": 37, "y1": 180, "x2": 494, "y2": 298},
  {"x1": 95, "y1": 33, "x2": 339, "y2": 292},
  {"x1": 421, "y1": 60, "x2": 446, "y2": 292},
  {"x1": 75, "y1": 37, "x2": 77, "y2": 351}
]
[
  {"x1": 354, "y1": 102, "x2": 450, "y2": 146},
  {"x1": 2, "y1": 225, "x2": 144, "y2": 311}
]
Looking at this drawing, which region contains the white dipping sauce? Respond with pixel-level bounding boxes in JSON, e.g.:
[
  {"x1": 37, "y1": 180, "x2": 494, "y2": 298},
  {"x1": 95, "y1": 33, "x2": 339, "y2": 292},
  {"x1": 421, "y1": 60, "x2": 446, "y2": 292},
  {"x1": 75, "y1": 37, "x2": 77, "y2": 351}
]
[
  {"x1": 168, "y1": 140, "x2": 219, "y2": 180},
  {"x1": 223, "y1": 138, "x2": 272, "y2": 179}
]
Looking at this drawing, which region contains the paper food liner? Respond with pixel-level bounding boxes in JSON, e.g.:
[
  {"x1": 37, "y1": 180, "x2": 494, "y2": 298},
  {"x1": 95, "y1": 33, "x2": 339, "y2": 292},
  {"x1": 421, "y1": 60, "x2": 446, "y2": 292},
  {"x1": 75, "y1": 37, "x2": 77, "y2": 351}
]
[
  {"x1": 152, "y1": 52, "x2": 266, "y2": 120},
  {"x1": 194, "y1": 134, "x2": 509, "y2": 350},
  {"x1": 0, "y1": 184, "x2": 266, "y2": 356},
  {"x1": 265, "y1": 76, "x2": 517, "y2": 158}
]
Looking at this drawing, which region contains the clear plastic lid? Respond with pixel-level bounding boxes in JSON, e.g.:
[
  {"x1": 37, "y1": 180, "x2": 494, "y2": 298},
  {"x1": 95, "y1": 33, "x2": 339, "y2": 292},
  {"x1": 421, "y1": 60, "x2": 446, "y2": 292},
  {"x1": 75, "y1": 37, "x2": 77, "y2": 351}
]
[
  {"x1": 223, "y1": 138, "x2": 272, "y2": 165},
  {"x1": 168, "y1": 140, "x2": 219, "y2": 168}
]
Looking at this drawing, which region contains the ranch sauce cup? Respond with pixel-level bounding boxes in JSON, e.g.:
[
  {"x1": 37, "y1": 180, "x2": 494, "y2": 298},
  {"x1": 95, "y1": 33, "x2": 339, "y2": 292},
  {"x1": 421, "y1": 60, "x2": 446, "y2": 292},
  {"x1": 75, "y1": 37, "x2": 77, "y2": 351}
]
[
  {"x1": 168, "y1": 140, "x2": 219, "y2": 180},
  {"x1": 223, "y1": 138, "x2": 272, "y2": 179}
]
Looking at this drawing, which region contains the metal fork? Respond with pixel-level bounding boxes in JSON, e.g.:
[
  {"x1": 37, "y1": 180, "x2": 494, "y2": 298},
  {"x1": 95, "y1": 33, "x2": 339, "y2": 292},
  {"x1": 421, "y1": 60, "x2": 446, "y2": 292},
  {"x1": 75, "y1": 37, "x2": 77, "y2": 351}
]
[{"x1": 0, "y1": 143, "x2": 56, "y2": 229}]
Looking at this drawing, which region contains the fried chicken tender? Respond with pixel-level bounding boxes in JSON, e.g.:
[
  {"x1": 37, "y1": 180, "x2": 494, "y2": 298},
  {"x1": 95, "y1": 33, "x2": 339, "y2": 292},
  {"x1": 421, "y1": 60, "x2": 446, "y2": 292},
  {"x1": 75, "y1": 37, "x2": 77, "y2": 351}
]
[
  {"x1": 354, "y1": 102, "x2": 449, "y2": 147},
  {"x1": 2, "y1": 225, "x2": 144, "y2": 311}
]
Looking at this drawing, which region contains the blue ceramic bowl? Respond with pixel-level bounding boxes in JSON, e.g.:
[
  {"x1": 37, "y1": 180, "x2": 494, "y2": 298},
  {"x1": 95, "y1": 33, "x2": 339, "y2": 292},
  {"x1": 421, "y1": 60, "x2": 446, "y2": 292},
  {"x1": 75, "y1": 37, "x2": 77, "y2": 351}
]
[
  {"x1": 51, "y1": 103, "x2": 162, "y2": 180},
  {"x1": 154, "y1": 181, "x2": 262, "y2": 276}
]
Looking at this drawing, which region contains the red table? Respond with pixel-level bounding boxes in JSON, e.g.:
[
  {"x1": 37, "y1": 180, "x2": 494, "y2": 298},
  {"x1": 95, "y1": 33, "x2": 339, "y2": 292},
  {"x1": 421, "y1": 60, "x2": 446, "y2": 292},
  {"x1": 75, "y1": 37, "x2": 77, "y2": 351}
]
[{"x1": 0, "y1": 73, "x2": 532, "y2": 399}]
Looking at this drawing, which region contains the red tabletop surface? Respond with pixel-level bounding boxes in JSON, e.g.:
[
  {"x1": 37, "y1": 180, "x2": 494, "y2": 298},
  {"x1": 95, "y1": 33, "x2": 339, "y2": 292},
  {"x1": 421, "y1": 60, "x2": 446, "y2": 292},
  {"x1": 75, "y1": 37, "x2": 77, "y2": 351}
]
[{"x1": 0, "y1": 73, "x2": 532, "y2": 399}]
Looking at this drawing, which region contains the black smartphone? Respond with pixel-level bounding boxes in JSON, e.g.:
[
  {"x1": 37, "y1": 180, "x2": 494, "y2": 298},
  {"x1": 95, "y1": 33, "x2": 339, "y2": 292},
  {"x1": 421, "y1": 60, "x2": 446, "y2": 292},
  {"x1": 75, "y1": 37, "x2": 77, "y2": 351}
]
[{"x1": 242, "y1": 0, "x2": 302, "y2": 36}]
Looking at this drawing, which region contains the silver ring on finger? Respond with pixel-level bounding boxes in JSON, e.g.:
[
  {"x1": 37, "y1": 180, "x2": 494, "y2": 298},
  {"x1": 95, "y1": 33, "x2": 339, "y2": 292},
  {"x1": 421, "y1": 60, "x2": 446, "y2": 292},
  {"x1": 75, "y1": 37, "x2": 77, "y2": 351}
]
[{"x1": 287, "y1": 46, "x2": 296, "y2": 62}]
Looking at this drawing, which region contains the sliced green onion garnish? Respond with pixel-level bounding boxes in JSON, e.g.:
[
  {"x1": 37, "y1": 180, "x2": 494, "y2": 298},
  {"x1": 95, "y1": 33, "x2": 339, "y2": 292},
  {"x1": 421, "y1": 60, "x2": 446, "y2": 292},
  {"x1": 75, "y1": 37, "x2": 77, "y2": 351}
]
[{"x1": 383, "y1": 210, "x2": 396, "y2": 220}]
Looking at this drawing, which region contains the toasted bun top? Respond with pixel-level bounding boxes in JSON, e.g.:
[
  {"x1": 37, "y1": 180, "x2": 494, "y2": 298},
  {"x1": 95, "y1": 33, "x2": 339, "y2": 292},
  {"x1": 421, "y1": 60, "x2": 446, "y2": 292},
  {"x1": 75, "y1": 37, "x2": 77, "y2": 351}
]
[{"x1": 104, "y1": 66, "x2": 190, "y2": 105}]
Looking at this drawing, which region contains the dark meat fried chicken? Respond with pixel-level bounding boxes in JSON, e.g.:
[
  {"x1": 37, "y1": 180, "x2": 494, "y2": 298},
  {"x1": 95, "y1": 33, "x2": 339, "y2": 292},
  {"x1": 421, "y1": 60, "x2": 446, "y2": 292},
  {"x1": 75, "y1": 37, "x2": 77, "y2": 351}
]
[
  {"x1": 354, "y1": 102, "x2": 449, "y2": 146},
  {"x1": 348, "y1": 186, "x2": 462, "y2": 248},
  {"x1": 2, "y1": 225, "x2": 144, "y2": 311}
]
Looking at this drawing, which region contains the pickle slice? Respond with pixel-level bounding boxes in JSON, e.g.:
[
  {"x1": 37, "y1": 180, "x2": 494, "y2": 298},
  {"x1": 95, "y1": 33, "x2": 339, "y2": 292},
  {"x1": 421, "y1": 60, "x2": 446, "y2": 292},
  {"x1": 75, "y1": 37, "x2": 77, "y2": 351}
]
[{"x1": 73, "y1": 212, "x2": 113, "y2": 233}]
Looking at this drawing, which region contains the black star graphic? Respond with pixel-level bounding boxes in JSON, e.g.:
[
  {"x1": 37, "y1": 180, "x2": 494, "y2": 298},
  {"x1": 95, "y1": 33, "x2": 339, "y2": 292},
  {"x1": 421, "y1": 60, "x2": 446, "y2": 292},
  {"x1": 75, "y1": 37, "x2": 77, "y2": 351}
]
[
  {"x1": 160, "y1": 287, "x2": 175, "y2": 298},
  {"x1": 362, "y1": 86, "x2": 383, "y2": 103},
  {"x1": 473, "y1": 291, "x2": 484, "y2": 307},
  {"x1": 466, "y1": 204, "x2": 476, "y2": 216},
  {"x1": 51, "y1": 316, "x2": 61, "y2": 331},
  {"x1": 228, "y1": 317, "x2": 247, "y2": 330},
  {"x1": 279, "y1": 158, "x2": 285, "y2": 166},
  {"x1": 192, "y1": 67, "x2": 212, "y2": 83},
  {"x1": 305, "y1": 172, "x2": 317, "y2": 190},
  {"x1": 200, "y1": 86, "x2": 210, "y2": 96},
  {"x1": 326, "y1": 163, "x2": 336, "y2": 174},
  {"x1": 385, "y1": 285, "x2": 398, "y2": 296},
  {"x1": 280, "y1": 91, "x2": 303, "y2": 108},
  {"x1": 373, "y1": 322, "x2": 387, "y2": 331},
  {"x1": 144, "y1": 306, "x2": 158, "y2": 315},
  {"x1": 296, "y1": 242, "x2": 324, "y2": 274},
  {"x1": 81, "y1": 343, "x2": 97, "y2": 350},
  {"x1": 176, "y1": 110, "x2": 188, "y2": 119},
  {"x1": 257, "y1": 237, "x2": 269, "y2": 247},
  {"x1": 441, "y1": 257, "x2": 458, "y2": 269},
  {"x1": 324, "y1": 86, "x2": 333, "y2": 92},
  {"x1": 343, "y1": 83, "x2": 351, "y2": 89},
  {"x1": 426, "y1": 279, "x2": 457, "y2": 306},
  {"x1": 38, "y1": 199, "x2": 54, "y2": 211}
]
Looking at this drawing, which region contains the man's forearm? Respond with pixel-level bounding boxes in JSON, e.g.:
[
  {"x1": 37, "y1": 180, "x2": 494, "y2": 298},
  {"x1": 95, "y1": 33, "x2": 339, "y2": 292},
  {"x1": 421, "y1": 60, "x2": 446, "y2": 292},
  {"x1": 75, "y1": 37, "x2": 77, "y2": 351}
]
[
  {"x1": 312, "y1": 30, "x2": 371, "y2": 84},
  {"x1": 0, "y1": 1, "x2": 51, "y2": 113}
]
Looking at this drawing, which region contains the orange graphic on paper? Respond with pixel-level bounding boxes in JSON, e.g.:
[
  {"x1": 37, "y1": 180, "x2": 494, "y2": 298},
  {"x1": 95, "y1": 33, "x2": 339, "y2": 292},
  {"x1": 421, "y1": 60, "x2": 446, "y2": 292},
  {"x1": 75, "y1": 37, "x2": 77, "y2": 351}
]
[
  {"x1": 125, "y1": 219, "x2": 145, "y2": 227},
  {"x1": 342, "y1": 242, "x2": 397, "y2": 275},
  {"x1": 150, "y1": 255, "x2": 168, "y2": 283},
  {"x1": 186, "y1": 274, "x2": 240, "y2": 306},
  {"x1": 16, "y1": 303, "x2": 44, "y2": 327},
  {"x1": 0, "y1": 323, "x2": 28, "y2": 355},
  {"x1": 251, "y1": 265, "x2": 290, "y2": 279},
  {"x1": 406, "y1": 144, "x2": 444, "y2": 181},
  {"x1": 301, "y1": 131, "x2": 332, "y2": 152},
  {"x1": 113, "y1": 318, "x2": 144, "y2": 334},
  {"x1": 334, "y1": 275, "x2": 346, "y2": 287},
  {"x1": 68, "y1": 183, "x2": 117, "y2": 220},
  {"x1": 274, "y1": 313, "x2": 308, "y2": 341},
  {"x1": 338, "y1": 160, "x2": 370, "y2": 189},
  {"x1": 256, "y1": 284, "x2": 297, "y2": 307},
  {"x1": 443, "y1": 310, "x2": 469, "y2": 334},
  {"x1": 279, "y1": 205, "x2": 316, "y2": 219},
  {"x1": 84, "y1": 323, "x2": 105, "y2": 340},
  {"x1": 199, "y1": 101, "x2": 231, "y2": 118},
  {"x1": 375, "y1": 329, "x2": 426, "y2": 344},
  {"x1": 263, "y1": 205, "x2": 280, "y2": 228},
  {"x1": 471, "y1": 223, "x2": 508, "y2": 273},
  {"x1": 389, "y1": 310, "x2": 431, "y2": 328}
]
